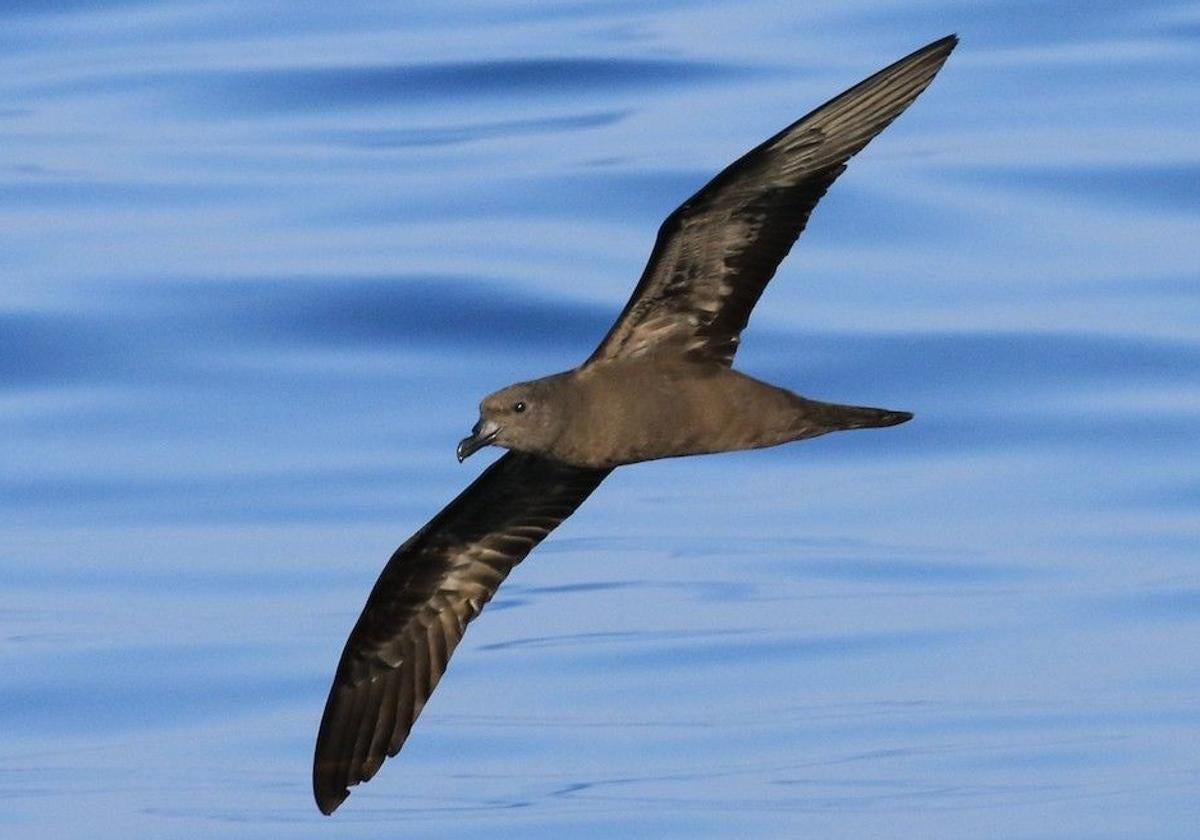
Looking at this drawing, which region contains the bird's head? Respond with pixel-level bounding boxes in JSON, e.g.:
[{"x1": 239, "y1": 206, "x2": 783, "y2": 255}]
[{"x1": 456, "y1": 378, "x2": 563, "y2": 462}]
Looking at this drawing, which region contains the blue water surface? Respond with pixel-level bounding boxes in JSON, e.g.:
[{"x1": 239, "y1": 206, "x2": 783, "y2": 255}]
[{"x1": 2, "y1": 2, "x2": 1198, "y2": 838}]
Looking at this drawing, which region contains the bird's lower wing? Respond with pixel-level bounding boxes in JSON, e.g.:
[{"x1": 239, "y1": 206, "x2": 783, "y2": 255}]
[{"x1": 313, "y1": 451, "x2": 610, "y2": 814}]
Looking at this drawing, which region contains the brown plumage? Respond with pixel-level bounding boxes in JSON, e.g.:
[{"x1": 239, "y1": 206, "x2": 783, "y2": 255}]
[{"x1": 314, "y1": 34, "x2": 956, "y2": 814}]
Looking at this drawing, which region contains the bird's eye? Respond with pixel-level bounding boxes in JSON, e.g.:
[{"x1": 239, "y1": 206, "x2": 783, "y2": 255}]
[{"x1": 513, "y1": 401, "x2": 526, "y2": 414}]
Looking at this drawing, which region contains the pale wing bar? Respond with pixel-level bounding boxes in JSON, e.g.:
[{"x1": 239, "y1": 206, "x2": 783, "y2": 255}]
[
  {"x1": 587, "y1": 34, "x2": 957, "y2": 366},
  {"x1": 313, "y1": 452, "x2": 610, "y2": 814}
]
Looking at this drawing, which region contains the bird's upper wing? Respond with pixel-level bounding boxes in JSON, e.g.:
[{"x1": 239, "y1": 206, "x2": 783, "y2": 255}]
[
  {"x1": 313, "y1": 451, "x2": 610, "y2": 814},
  {"x1": 586, "y1": 35, "x2": 956, "y2": 367}
]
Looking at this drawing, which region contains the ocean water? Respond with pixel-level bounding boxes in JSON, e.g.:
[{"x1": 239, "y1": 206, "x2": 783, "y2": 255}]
[{"x1": 2, "y1": 2, "x2": 1198, "y2": 838}]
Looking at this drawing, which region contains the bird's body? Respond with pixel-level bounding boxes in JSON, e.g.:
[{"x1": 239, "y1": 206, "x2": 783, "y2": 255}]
[
  {"x1": 313, "y1": 34, "x2": 958, "y2": 814},
  {"x1": 494, "y1": 358, "x2": 910, "y2": 469}
]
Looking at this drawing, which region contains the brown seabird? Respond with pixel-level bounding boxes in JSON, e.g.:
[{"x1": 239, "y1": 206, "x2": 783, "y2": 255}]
[{"x1": 313, "y1": 34, "x2": 957, "y2": 814}]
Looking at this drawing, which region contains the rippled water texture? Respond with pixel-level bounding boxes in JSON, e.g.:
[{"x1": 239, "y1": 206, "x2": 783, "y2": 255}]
[{"x1": 3, "y1": 2, "x2": 1198, "y2": 838}]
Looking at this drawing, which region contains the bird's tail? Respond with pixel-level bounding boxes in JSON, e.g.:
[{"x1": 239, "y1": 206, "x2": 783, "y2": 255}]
[{"x1": 789, "y1": 396, "x2": 913, "y2": 440}]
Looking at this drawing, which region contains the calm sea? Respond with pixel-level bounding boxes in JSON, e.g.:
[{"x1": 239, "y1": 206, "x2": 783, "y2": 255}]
[{"x1": 2, "y1": 2, "x2": 1198, "y2": 838}]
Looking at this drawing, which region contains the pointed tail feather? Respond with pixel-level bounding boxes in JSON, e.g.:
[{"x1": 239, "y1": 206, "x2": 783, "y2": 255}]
[{"x1": 797, "y1": 398, "x2": 913, "y2": 436}]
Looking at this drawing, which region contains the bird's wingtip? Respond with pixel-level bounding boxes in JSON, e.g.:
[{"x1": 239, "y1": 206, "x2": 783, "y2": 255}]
[
  {"x1": 314, "y1": 780, "x2": 349, "y2": 815},
  {"x1": 919, "y1": 34, "x2": 959, "y2": 61}
]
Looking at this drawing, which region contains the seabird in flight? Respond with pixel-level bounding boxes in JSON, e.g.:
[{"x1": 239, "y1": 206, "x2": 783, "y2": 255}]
[{"x1": 313, "y1": 34, "x2": 957, "y2": 814}]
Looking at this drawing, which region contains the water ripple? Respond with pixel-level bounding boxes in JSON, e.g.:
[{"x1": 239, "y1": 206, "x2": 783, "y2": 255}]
[
  {"x1": 302, "y1": 109, "x2": 630, "y2": 150},
  {"x1": 29, "y1": 57, "x2": 754, "y2": 115},
  {"x1": 956, "y1": 162, "x2": 1200, "y2": 212},
  {"x1": 1093, "y1": 587, "x2": 1200, "y2": 622}
]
